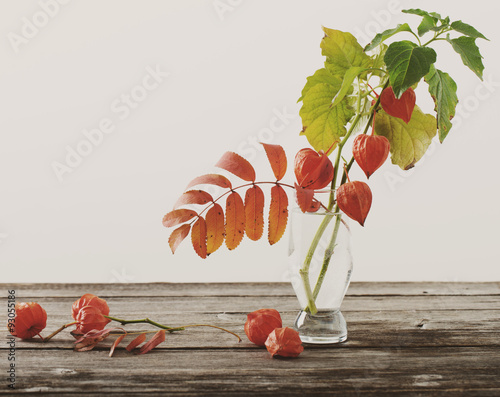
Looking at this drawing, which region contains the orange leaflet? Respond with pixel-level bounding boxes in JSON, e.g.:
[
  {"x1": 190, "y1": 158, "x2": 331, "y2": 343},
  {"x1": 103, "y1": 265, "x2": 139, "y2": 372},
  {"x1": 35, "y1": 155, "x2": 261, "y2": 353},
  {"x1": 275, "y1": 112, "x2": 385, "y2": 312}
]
[
  {"x1": 168, "y1": 224, "x2": 191, "y2": 254},
  {"x1": 225, "y1": 191, "x2": 245, "y2": 250},
  {"x1": 126, "y1": 333, "x2": 146, "y2": 351},
  {"x1": 162, "y1": 209, "x2": 197, "y2": 228},
  {"x1": 206, "y1": 203, "x2": 225, "y2": 255},
  {"x1": 294, "y1": 183, "x2": 319, "y2": 213},
  {"x1": 138, "y1": 330, "x2": 166, "y2": 355},
  {"x1": 191, "y1": 217, "x2": 208, "y2": 259},
  {"x1": 173, "y1": 190, "x2": 213, "y2": 209},
  {"x1": 268, "y1": 185, "x2": 288, "y2": 245},
  {"x1": 261, "y1": 143, "x2": 287, "y2": 181},
  {"x1": 74, "y1": 328, "x2": 115, "y2": 352},
  {"x1": 244, "y1": 185, "x2": 264, "y2": 241},
  {"x1": 109, "y1": 334, "x2": 126, "y2": 357},
  {"x1": 215, "y1": 152, "x2": 256, "y2": 182},
  {"x1": 186, "y1": 174, "x2": 232, "y2": 190}
]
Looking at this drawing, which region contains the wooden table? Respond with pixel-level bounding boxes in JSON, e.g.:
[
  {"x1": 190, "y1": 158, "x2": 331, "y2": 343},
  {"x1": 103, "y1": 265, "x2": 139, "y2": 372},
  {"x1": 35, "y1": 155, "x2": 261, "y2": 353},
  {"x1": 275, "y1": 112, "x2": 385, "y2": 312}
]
[{"x1": 1, "y1": 282, "x2": 499, "y2": 395}]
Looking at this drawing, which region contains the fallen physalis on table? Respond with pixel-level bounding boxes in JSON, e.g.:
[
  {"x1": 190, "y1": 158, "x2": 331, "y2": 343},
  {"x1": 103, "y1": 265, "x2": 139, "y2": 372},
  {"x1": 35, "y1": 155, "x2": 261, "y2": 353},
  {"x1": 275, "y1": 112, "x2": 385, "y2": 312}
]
[{"x1": 7, "y1": 295, "x2": 303, "y2": 358}]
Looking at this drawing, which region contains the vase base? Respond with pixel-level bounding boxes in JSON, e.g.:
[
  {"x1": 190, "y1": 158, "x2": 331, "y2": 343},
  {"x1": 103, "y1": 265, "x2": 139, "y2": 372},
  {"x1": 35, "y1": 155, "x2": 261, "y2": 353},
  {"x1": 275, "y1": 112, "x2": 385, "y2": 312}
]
[{"x1": 294, "y1": 309, "x2": 347, "y2": 344}]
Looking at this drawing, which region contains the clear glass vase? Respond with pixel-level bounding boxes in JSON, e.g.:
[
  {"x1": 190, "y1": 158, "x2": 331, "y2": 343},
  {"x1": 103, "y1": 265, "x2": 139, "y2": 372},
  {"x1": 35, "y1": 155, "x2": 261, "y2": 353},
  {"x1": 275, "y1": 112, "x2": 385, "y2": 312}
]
[{"x1": 288, "y1": 191, "x2": 353, "y2": 344}]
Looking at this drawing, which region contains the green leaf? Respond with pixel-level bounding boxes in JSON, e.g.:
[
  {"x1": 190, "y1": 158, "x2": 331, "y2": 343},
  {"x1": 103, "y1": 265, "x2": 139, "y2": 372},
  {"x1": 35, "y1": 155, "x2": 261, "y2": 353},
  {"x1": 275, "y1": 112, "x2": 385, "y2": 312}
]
[
  {"x1": 424, "y1": 65, "x2": 458, "y2": 143},
  {"x1": 374, "y1": 106, "x2": 437, "y2": 170},
  {"x1": 451, "y1": 21, "x2": 488, "y2": 40},
  {"x1": 298, "y1": 68, "x2": 342, "y2": 102},
  {"x1": 364, "y1": 23, "x2": 413, "y2": 51},
  {"x1": 299, "y1": 83, "x2": 354, "y2": 152},
  {"x1": 447, "y1": 36, "x2": 484, "y2": 80},
  {"x1": 402, "y1": 9, "x2": 441, "y2": 22},
  {"x1": 384, "y1": 41, "x2": 437, "y2": 98},
  {"x1": 331, "y1": 66, "x2": 366, "y2": 107},
  {"x1": 418, "y1": 15, "x2": 436, "y2": 37},
  {"x1": 321, "y1": 27, "x2": 372, "y2": 78},
  {"x1": 371, "y1": 44, "x2": 388, "y2": 79}
]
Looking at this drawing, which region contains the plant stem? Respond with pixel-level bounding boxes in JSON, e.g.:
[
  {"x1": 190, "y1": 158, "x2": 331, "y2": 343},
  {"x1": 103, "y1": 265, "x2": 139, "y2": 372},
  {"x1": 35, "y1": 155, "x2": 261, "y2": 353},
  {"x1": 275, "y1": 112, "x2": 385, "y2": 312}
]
[
  {"x1": 303, "y1": 79, "x2": 389, "y2": 314},
  {"x1": 409, "y1": 30, "x2": 422, "y2": 46},
  {"x1": 300, "y1": 80, "x2": 366, "y2": 314},
  {"x1": 174, "y1": 324, "x2": 242, "y2": 342},
  {"x1": 299, "y1": 214, "x2": 334, "y2": 313},
  {"x1": 312, "y1": 211, "x2": 342, "y2": 300},
  {"x1": 104, "y1": 316, "x2": 241, "y2": 342},
  {"x1": 43, "y1": 321, "x2": 78, "y2": 342},
  {"x1": 422, "y1": 27, "x2": 451, "y2": 47},
  {"x1": 104, "y1": 315, "x2": 181, "y2": 331}
]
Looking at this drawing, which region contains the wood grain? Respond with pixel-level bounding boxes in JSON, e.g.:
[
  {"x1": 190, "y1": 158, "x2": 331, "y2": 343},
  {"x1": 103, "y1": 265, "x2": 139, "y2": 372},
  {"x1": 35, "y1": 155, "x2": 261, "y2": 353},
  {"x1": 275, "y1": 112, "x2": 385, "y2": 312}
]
[
  {"x1": 1, "y1": 281, "x2": 498, "y2": 298},
  {"x1": 1, "y1": 282, "x2": 499, "y2": 395}
]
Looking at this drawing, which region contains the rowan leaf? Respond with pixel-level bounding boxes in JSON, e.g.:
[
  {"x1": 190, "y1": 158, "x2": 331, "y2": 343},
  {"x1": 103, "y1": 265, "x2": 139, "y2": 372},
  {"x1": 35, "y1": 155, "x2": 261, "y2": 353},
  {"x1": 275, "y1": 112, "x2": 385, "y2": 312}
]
[
  {"x1": 186, "y1": 174, "x2": 232, "y2": 190},
  {"x1": 109, "y1": 334, "x2": 126, "y2": 357},
  {"x1": 384, "y1": 41, "x2": 437, "y2": 98},
  {"x1": 138, "y1": 330, "x2": 166, "y2": 355},
  {"x1": 294, "y1": 184, "x2": 319, "y2": 213},
  {"x1": 261, "y1": 143, "x2": 287, "y2": 181},
  {"x1": 364, "y1": 23, "x2": 413, "y2": 51},
  {"x1": 191, "y1": 217, "x2": 207, "y2": 259},
  {"x1": 168, "y1": 224, "x2": 191, "y2": 254},
  {"x1": 174, "y1": 190, "x2": 213, "y2": 209},
  {"x1": 268, "y1": 185, "x2": 288, "y2": 245},
  {"x1": 126, "y1": 333, "x2": 146, "y2": 352},
  {"x1": 321, "y1": 27, "x2": 372, "y2": 78},
  {"x1": 225, "y1": 191, "x2": 245, "y2": 250},
  {"x1": 447, "y1": 36, "x2": 484, "y2": 80},
  {"x1": 162, "y1": 209, "x2": 197, "y2": 228},
  {"x1": 74, "y1": 328, "x2": 114, "y2": 352},
  {"x1": 206, "y1": 203, "x2": 225, "y2": 255},
  {"x1": 244, "y1": 186, "x2": 265, "y2": 241},
  {"x1": 215, "y1": 152, "x2": 256, "y2": 182},
  {"x1": 424, "y1": 65, "x2": 458, "y2": 142},
  {"x1": 374, "y1": 106, "x2": 437, "y2": 170}
]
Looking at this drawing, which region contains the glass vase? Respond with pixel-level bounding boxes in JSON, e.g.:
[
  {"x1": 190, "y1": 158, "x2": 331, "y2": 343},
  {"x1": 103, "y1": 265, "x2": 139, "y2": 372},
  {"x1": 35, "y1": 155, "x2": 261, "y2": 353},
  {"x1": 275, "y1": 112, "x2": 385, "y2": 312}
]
[{"x1": 288, "y1": 192, "x2": 353, "y2": 344}]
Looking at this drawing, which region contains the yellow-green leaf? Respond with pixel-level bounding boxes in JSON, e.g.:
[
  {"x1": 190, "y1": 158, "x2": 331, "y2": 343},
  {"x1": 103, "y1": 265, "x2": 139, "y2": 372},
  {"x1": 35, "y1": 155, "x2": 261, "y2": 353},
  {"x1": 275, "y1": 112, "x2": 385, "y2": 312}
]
[
  {"x1": 374, "y1": 106, "x2": 436, "y2": 170},
  {"x1": 321, "y1": 27, "x2": 372, "y2": 78},
  {"x1": 299, "y1": 83, "x2": 354, "y2": 152},
  {"x1": 298, "y1": 68, "x2": 342, "y2": 102},
  {"x1": 331, "y1": 66, "x2": 366, "y2": 108}
]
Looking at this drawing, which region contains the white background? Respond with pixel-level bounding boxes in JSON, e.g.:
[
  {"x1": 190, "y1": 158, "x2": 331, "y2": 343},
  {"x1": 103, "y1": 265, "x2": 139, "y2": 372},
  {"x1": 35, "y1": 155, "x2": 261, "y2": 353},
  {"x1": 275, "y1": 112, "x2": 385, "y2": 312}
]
[{"x1": 1, "y1": 0, "x2": 499, "y2": 283}]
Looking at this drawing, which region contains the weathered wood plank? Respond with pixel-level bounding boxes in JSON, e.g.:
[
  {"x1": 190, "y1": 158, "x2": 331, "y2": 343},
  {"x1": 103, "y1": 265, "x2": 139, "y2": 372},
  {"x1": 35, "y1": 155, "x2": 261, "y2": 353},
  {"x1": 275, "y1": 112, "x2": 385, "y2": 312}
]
[
  {"x1": 1, "y1": 282, "x2": 498, "y2": 298},
  {"x1": 6, "y1": 391, "x2": 500, "y2": 397},
  {"x1": 3, "y1": 294, "x2": 496, "y2": 313},
  {"x1": 2, "y1": 308, "x2": 499, "y2": 350},
  {"x1": 2, "y1": 283, "x2": 498, "y2": 395},
  {"x1": 4, "y1": 347, "x2": 500, "y2": 395},
  {"x1": 3, "y1": 326, "x2": 499, "y2": 350}
]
